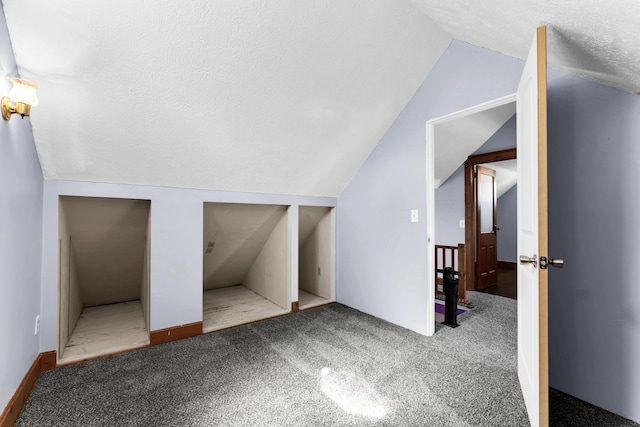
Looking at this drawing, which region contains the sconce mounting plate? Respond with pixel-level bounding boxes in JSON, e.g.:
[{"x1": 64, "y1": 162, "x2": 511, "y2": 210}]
[{"x1": 1, "y1": 96, "x2": 12, "y2": 120}]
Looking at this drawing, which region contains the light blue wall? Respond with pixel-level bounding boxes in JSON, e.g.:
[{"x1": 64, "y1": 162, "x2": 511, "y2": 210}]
[
  {"x1": 0, "y1": 3, "x2": 44, "y2": 411},
  {"x1": 496, "y1": 185, "x2": 517, "y2": 262},
  {"x1": 40, "y1": 180, "x2": 336, "y2": 352},
  {"x1": 435, "y1": 115, "x2": 517, "y2": 247},
  {"x1": 434, "y1": 166, "x2": 464, "y2": 247},
  {"x1": 338, "y1": 40, "x2": 640, "y2": 422},
  {"x1": 547, "y1": 74, "x2": 640, "y2": 423},
  {"x1": 337, "y1": 41, "x2": 524, "y2": 335}
]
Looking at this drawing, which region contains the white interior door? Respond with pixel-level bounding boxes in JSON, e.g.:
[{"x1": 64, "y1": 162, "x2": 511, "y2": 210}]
[{"x1": 516, "y1": 26, "x2": 548, "y2": 427}]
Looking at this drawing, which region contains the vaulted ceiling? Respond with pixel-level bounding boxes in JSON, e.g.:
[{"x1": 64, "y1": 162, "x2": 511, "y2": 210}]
[{"x1": 2, "y1": 1, "x2": 638, "y2": 197}]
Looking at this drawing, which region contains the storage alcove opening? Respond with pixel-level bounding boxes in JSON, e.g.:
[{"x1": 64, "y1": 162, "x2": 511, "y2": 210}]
[
  {"x1": 202, "y1": 203, "x2": 290, "y2": 333},
  {"x1": 298, "y1": 206, "x2": 336, "y2": 310},
  {"x1": 58, "y1": 196, "x2": 152, "y2": 364}
]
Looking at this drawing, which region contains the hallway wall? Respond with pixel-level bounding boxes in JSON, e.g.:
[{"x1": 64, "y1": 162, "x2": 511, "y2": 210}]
[{"x1": 497, "y1": 185, "x2": 517, "y2": 263}]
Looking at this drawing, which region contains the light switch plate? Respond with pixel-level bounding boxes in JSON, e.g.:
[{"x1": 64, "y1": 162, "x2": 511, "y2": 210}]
[
  {"x1": 411, "y1": 209, "x2": 419, "y2": 223},
  {"x1": 459, "y1": 220, "x2": 465, "y2": 228}
]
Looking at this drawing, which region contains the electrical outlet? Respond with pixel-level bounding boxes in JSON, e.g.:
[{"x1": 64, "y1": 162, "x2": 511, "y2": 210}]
[
  {"x1": 34, "y1": 315, "x2": 40, "y2": 335},
  {"x1": 317, "y1": 267, "x2": 321, "y2": 276}
]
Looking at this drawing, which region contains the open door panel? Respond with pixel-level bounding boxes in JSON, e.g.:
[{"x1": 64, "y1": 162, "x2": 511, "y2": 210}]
[{"x1": 516, "y1": 26, "x2": 549, "y2": 427}]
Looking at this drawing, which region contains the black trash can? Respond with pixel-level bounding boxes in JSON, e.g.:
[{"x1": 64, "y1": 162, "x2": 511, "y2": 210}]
[{"x1": 441, "y1": 267, "x2": 459, "y2": 328}]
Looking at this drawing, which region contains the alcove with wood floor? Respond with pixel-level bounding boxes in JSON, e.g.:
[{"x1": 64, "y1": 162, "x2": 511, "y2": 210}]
[
  {"x1": 58, "y1": 196, "x2": 151, "y2": 364},
  {"x1": 298, "y1": 206, "x2": 336, "y2": 310},
  {"x1": 202, "y1": 203, "x2": 290, "y2": 332}
]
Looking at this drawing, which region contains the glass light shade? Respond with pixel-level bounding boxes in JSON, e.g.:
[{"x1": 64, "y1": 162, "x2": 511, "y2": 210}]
[{"x1": 8, "y1": 77, "x2": 38, "y2": 106}]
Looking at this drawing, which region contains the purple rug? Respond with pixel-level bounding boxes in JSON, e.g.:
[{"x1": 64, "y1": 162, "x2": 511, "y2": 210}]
[{"x1": 435, "y1": 303, "x2": 465, "y2": 315}]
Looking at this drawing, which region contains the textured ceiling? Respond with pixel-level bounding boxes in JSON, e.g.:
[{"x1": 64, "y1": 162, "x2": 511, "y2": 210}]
[
  {"x1": 410, "y1": 0, "x2": 640, "y2": 93},
  {"x1": 2, "y1": 0, "x2": 451, "y2": 197},
  {"x1": 3, "y1": 1, "x2": 639, "y2": 197}
]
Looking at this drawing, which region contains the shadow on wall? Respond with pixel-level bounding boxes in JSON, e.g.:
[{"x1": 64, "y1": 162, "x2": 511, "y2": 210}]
[{"x1": 547, "y1": 73, "x2": 640, "y2": 423}]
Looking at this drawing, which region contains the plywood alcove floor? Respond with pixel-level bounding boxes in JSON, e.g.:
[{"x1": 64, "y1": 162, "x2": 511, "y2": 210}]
[
  {"x1": 203, "y1": 285, "x2": 289, "y2": 333},
  {"x1": 298, "y1": 289, "x2": 330, "y2": 310},
  {"x1": 60, "y1": 300, "x2": 149, "y2": 364}
]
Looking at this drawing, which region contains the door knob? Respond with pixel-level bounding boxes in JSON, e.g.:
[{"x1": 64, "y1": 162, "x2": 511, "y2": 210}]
[
  {"x1": 548, "y1": 258, "x2": 564, "y2": 268},
  {"x1": 519, "y1": 254, "x2": 537, "y2": 268},
  {"x1": 539, "y1": 256, "x2": 565, "y2": 269}
]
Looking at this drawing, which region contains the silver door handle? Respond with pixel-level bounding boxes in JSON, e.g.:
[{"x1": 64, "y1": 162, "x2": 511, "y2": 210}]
[
  {"x1": 549, "y1": 258, "x2": 564, "y2": 268},
  {"x1": 519, "y1": 254, "x2": 537, "y2": 268},
  {"x1": 539, "y1": 256, "x2": 565, "y2": 269}
]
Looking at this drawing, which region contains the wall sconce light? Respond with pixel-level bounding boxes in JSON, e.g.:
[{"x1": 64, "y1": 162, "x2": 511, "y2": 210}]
[{"x1": 2, "y1": 77, "x2": 38, "y2": 121}]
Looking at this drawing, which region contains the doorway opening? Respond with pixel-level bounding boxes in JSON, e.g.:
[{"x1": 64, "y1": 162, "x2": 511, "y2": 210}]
[
  {"x1": 464, "y1": 149, "x2": 518, "y2": 300},
  {"x1": 426, "y1": 93, "x2": 517, "y2": 335}
]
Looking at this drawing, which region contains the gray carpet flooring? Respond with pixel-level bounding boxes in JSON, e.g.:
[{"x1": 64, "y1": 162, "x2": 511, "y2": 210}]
[
  {"x1": 549, "y1": 388, "x2": 639, "y2": 427},
  {"x1": 15, "y1": 292, "x2": 638, "y2": 426}
]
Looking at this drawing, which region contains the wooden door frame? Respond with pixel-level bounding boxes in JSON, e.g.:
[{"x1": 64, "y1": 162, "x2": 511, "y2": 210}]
[{"x1": 464, "y1": 148, "x2": 517, "y2": 291}]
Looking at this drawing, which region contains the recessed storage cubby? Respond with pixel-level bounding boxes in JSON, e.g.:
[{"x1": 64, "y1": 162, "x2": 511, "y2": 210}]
[
  {"x1": 298, "y1": 206, "x2": 335, "y2": 310},
  {"x1": 202, "y1": 203, "x2": 290, "y2": 332},
  {"x1": 58, "y1": 196, "x2": 151, "y2": 364}
]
